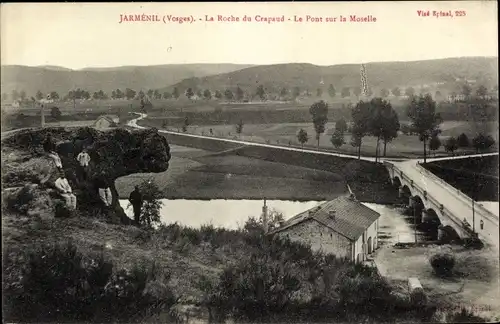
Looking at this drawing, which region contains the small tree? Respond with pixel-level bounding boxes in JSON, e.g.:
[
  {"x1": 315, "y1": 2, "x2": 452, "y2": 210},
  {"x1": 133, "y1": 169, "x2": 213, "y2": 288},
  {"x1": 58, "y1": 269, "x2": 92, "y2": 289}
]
[
  {"x1": 472, "y1": 133, "x2": 495, "y2": 153},
  {"x1": 214, "y1": 90, "x2": 222, "y2": 99},
  {"x1": 351, "y1": 100, "x2": 371, "y2": 159},
  {"x1": 328, "y1": 84, "x2": 336, "y2": 98},
  {"x1": 457, "y1": 133, "x2": 470, "y2": 148},
  {"x1": 50, "y1": 107, "x2": 61, "y2": 120},
  {"x1": 203, "y1": 89, "x2": 212, "y2": 100},
  {"x1": 392, "y1": 87, "x2": 401, "y2": 97},
  {"x1": 137, "y1": 179, "x2": 163, "y2": 227},
  {"x1": 224, "y1": 89, "x2": 234, "y2": 101},
  {"x1": 380, "y1": 88, "x2": 389, "y2": 98},
  {"x1": 185, "y1": 88, "x2": 194, "y2": 100},
  {"x1": 405, "y1": 87, "x2": 415, "y2": 97},
  {"x1": 444, "y1": 137, "x2": 458, "y2": 155},
  {"x1": 335, "y1": 118, "x2": 348, "y2": 134},
  {"x1": 182, "y1": 116, "x2": 190, "y2": 132},
  {"x1": 235, "y1": 119, "x2": 244, "y2": 135},
  {"x1": 476, "y1": 85, "x2": 488, "y2": 99},
  {"x1": 256, "y1": 85, "x2": 266, "y2": 100},
  {"x1": 35, "y1": 90, "x2": 43, "y2": 101},
  {"x1": 172, "y1": 87, "x2": 180, "y2": 99},
  {"x1": 316, "y1": 88, "x2": 323, "y2": 97},
  {"x1": 429, "y1": 135, "x2": 441, "y2": 156},
  {"x1": 297, "y1": 128, "x2": 308, "y2": 148},
  {"x1": 309, "y1": 100, "x2": 329, "y2": 147},
  {"x1": 407, "y1": 94, "x2": 442, "y2": 163},
  {"x1": 331, "y1": 130, "x2": 345, "y2": 148},
  {"x1": 292, "y1": 87, "x2": 301, "y2": 100},
  {"x1": 236, "y1": 86, "x2": 244, "y2": 101}
]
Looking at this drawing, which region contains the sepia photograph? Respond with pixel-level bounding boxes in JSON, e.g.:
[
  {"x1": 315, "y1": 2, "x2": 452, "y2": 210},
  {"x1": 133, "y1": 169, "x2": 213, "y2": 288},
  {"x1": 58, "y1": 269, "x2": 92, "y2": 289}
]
[{"x1": 1, "y1": 1, "x2": 499, "y2": 323}]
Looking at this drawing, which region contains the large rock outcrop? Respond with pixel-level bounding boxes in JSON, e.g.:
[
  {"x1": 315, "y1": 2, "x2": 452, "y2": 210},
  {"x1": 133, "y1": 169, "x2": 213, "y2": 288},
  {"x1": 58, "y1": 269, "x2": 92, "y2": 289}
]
[{"x1": 2, "y1": 126, "x2": 170, "y2": 224}]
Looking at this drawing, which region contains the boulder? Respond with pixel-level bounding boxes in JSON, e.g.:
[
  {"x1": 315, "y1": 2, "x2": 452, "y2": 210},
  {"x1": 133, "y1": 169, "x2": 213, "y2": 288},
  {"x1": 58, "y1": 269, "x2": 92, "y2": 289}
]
[{"x1": 2, "y1": 127, "x2": 171, "y2": 224}]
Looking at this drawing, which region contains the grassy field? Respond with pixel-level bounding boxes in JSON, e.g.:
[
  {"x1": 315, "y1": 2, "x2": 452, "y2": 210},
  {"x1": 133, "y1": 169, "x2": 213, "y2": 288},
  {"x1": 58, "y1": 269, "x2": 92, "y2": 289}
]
[
  {"x1": 141, "y1": 118, "x2": 497, "y2": 158},
  {"x1": 115, "y1": 144, "x2": 349, "y2": 201}
]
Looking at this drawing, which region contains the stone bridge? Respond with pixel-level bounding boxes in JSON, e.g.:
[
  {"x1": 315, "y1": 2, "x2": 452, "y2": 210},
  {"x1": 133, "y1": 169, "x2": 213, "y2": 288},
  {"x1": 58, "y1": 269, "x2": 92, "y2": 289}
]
[{"x1": 384, "y1": 159, "x2": 499, "y2": 250}]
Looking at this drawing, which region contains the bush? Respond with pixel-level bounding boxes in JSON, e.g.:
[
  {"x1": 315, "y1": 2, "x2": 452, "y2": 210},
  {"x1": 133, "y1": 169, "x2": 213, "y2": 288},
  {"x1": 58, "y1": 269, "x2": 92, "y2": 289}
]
[
  {"x1": 446, "y1": 307, "x2": 487, "y2": 323},
  {"x1": 429, "y1": 252, "x2": 456, "y2": 276},
  {"x1": 2, "y1": 240, "x2": 176, "y2": 323}
]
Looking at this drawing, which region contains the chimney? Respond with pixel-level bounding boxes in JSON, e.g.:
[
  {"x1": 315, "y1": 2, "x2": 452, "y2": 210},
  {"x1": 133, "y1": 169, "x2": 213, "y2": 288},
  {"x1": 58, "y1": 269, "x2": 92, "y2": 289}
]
[{"x1": 329, "y1": 210, "x2": 336, "y2": 221}]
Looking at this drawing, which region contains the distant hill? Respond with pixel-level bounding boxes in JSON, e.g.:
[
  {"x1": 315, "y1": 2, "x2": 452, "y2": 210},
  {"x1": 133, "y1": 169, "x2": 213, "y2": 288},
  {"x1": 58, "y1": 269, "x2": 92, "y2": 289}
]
[
  {"x1": 0, "y1": 64, "x2": 254, "y2": 97},
  {"x1": 163, "y1": 57, "x2": 498, "y2": 96}
]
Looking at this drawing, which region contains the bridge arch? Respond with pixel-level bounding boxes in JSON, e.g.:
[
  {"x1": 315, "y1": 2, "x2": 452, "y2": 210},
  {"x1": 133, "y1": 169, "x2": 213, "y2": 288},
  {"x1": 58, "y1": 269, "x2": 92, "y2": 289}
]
[
  {"x1": 393, "y1": 176, "x2": 402, "y2": 189},
  {"x1": 422, "y1": 208, "x2": 442, "y2": 240},
  {"x1": 410, "y1": 195, "x2": 425, "y2": 223}
]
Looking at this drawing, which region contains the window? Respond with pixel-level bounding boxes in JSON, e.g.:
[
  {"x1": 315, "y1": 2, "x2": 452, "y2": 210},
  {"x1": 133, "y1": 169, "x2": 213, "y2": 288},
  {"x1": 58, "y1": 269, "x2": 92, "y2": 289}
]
[
  {"x1": 480, "y1": 220, "x2": 484, "y2": 230},
  {"x1": 330, "y1": 233, "x2": 332, "y2": 239}
]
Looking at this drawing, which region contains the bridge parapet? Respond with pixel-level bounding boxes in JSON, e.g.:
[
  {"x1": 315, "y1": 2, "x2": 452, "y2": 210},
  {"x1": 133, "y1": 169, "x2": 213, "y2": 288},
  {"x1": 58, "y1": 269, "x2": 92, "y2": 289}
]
[
  {"x1": 415, "y1": 163, "x2": 499, "y2": 224},
  {"x1": 384, "y1": 161, "x2": 499, "y2": 249}
]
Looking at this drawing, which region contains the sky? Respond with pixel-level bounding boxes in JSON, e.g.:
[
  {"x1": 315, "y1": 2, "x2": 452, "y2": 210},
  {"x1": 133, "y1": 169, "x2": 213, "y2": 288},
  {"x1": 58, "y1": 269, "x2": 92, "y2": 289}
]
[{"x1": 1, "y1": 2, "x2": 498, "y2": 69}]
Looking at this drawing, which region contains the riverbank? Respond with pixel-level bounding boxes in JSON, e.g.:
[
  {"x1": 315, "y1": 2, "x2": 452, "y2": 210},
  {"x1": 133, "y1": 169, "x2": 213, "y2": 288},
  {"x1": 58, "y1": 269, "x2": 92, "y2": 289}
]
[{"x1": 115, "y1": 143, "x2": 398, "y2": 203}]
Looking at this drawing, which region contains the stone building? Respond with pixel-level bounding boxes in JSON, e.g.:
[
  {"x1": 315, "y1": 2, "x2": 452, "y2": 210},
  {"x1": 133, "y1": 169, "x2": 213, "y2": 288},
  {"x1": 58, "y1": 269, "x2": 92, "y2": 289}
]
[
  {"x1": 94, "y1": 115, "x2": 119, "y2": 130},
  {"x1": 270, "y1": 194, "x2": 380, "y2": 263}
]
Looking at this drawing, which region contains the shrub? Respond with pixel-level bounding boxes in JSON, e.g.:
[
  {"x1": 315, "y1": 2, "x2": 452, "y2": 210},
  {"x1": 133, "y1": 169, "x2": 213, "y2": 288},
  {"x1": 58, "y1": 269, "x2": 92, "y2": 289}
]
[
  {"x1": 2, "y1": 240, "x2": 176, "y2": 323},
  {"x1": 208, "y1": 254, "x2": 302, "y2": 321},
  {"x1": 446, "y1": 307, "x2": 487, "y2": 323},
  {"x1": 429, "y1": 252, "x2": 456, "y2": 276}
]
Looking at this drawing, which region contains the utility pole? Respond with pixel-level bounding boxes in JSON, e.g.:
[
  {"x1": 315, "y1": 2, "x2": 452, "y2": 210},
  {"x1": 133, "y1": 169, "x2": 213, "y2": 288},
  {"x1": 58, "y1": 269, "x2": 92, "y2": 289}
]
[{"x1": 472, "y1": 198, "x2": 475, "y2": 234}]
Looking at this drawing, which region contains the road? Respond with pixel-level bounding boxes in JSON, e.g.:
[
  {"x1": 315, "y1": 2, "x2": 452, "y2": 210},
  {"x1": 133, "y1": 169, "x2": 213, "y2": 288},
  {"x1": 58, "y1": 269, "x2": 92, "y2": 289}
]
[{"x1": 127, "y1": 113, "x2": 498, "y2": 164}]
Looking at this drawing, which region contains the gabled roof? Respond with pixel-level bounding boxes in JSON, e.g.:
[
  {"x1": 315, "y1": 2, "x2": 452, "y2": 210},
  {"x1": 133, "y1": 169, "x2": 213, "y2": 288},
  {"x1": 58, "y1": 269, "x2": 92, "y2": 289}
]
[
  {"x1": 96, "y1": 114, "x2": 119, "y2": 123},
  {"x1": 270, "y1": 195, "x2": 380, "y2": 241}
]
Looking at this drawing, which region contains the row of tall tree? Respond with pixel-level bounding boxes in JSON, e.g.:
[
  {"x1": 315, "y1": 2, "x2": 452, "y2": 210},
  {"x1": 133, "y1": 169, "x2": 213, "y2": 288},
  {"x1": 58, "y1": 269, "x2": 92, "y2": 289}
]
[{"x1": 301, "y1": 93, "x2": 495, "y2": 161}]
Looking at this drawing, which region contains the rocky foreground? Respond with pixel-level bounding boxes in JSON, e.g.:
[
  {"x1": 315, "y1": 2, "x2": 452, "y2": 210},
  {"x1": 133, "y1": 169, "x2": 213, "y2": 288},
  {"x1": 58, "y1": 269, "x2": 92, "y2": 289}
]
[{"x1": 2, "y1": 126, "x2": 171, "y2": 223}]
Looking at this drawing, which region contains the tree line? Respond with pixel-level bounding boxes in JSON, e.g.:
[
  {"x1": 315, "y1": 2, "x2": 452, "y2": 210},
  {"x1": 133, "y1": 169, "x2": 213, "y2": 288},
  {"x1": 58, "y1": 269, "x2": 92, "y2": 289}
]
[
  {"x1": 296, "y1": 92, "x2": 496, "y2": 161},
  {"x1": 2, "y1": 82, "x2": 496, "y2": 104}
]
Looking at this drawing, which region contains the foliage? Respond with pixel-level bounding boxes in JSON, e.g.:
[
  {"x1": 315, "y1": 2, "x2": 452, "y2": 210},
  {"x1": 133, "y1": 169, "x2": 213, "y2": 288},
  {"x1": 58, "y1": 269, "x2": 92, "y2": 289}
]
[
  {"x1": 445, "y1": 307, "x2": 488, "y2": 323},
  {"x1": 351, "y1": 100, "x2": 372, "y2": 158},
  {"x1": 316, "y1": 88, "x2": 322, "y2": 97},
  {"x1": 457, "y1": 133, "x2": 470, "y2": 148},
  {"x1": 297, "y1": 128, "x2": 309, "y2": 147},
  {"x1": 2, "y1": 240, "x2": 176, "y2": 323},
  {"x1": 236, "y1": 86, "x2": 244, "y2": 101},
  {"x1": 203, "y1": 89, "x2": 212, "y2": 100},
  {"x1": 214, "y1": 90, "x2": 222, "y2": 99},
  {"x1": 429, "y1": 252, "x2": 456, "y2": 276},
  {"x1": 405, "y1": 87, "x2": 415, "y2": 97},
  {"x1": 367, "y1": 97, "x2": 400, "y2": 158},
  {"x1": 224, "y1": 89, "x2": 233, "y2": 100},
  {"x1": 235, "y1": 119, "x2": 244, "y2": 134},
  {"x1": 256, "y1": 84, "x2": 266, "y2": 100},
  {"x1": 309, "y1": 100, "x2": 329, "y2": 147},
  {"x1": 292, "y1": 86, "x2": 301, "y2": 99},
  {"x1": 171, "y1": 87, "x2": 179, "y2": 99},
  {"x1": 328, "y1": 84, "x2": 336, "y2": 98},
  {"x1": 335, "y1": 118, "x2": 348, "y2": 134},
  {"x1": 406, "y1": 94, "x2": 442, "y2": 162},
  {"x1": 444, "y1": 137, "x2": 458, "y2": 154},
  {"x1": 138, "y1": 179, "x2": 163, "y2": 228},
  {"x1": 50, "y1": 106, "x2": 62, "y2": 120},
  {"x1": 185, "y1": 87, "x2": 194, "y2": 99},
  {"x1": 331, "y1": 129, "x2": 345, "y2": 148},
  {"x1": 392, "y1": 87, "x2": 401, "y2": 97},
  {"x1": 243, "y1": 208, "x2": 285, "y2": 235},
  {"x1": 429, "y1": 135, "x2": 441, "y2": 153},
  {"x1": 472, "y1": 133, "x2": 495, "y2": 152}
]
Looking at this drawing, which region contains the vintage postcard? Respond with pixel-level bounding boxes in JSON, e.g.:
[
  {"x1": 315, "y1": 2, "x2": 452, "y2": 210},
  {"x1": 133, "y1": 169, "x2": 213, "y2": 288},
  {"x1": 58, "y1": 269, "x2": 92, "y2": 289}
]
[{"x1": 1, "y1": 1, "x2": 499, "y2": 323}]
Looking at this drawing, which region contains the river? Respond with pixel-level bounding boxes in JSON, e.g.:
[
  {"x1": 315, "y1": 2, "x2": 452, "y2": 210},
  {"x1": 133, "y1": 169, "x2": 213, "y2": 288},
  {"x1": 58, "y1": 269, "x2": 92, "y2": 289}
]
[{"x1": 119, "y1": 199, "x2": 432, "y2": 243}]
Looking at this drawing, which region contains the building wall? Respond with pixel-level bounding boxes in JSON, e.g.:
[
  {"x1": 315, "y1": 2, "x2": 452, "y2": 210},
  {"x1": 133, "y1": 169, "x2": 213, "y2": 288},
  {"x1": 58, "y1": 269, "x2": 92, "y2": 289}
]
[
  {"x1": 353, "y1": 219, "x2": 379, "y2": 263},
  {"x1": 95, "y1": 118, "x2": 111, "y2": 130},
  {"x1": 276, "y1": 219, "x2": 352, "y2": 259}
]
